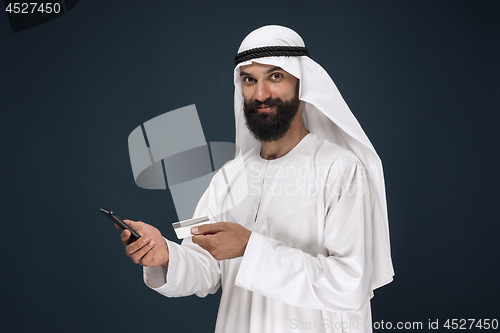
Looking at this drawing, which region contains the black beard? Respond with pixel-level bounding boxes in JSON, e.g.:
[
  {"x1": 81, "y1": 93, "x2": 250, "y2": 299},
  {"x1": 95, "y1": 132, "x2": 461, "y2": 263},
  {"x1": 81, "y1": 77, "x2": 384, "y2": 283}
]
[{"x1": 243, "y1": 86, "x2": 300, "y2": 143}]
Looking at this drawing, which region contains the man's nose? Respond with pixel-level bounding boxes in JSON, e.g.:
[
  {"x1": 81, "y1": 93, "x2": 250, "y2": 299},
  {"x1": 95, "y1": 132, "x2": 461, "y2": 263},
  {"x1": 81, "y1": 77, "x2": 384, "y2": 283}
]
[{"x1": 254, "y1": 81, "x2": 271, "y2": 102}]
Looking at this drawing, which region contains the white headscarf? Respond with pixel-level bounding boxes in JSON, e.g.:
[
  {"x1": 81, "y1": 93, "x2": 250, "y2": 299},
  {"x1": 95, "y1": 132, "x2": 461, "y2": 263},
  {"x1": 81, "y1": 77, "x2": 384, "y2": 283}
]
[{"x1": 233, "y1": 25, "x2": 394, "y2": 292}]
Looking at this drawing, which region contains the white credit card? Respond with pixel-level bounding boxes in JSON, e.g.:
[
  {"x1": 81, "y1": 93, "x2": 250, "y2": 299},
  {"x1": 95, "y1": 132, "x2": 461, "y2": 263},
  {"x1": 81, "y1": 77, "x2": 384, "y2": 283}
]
[{"x1": 172, "y1": 216, "x2": 211, "y2": 239}]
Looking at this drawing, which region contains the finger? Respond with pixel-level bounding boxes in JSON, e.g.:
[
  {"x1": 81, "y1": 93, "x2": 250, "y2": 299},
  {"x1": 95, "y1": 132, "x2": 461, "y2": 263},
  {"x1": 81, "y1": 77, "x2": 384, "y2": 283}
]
[
  {"x1": 191, "y1": 222, "x2": 226, "y2": 235},
  {"x1": 120, "y1": 229, "x2": 132, "y2": 246},
  {"x1": 115, "y1": 223, "x2": 123, "y2": 231},
  {"x1": 125, "y1": 234, "x2": 152, "y2": 256},
  {"x1": 139, "y1": 245, "x2": 160, "y2": 267},
  {"x1": 192, "y1": 235, "x2": 201, "y2": 245},
  {"x1": 129, "y1": 239, "x2": 156, "y2": 264},
  {"x1": 120, "y1": 230, "x2": 131, "y2": 246},
  {"x1": 192, "y1": 234, "x2": 214, "y2": 248},
  {"x1": 121, "y1": 228, "x2": 145, "y2": 246}
]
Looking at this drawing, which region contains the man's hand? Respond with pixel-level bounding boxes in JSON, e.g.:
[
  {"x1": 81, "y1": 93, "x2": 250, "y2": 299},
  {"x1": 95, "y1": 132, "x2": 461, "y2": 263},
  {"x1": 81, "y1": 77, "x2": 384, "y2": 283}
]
[
  {"x1": 116, "y1": 220, "x2": 169, "y2": 270},
  {"x1": 191, "y1": 222, "x2": 251, "y2": 260}
]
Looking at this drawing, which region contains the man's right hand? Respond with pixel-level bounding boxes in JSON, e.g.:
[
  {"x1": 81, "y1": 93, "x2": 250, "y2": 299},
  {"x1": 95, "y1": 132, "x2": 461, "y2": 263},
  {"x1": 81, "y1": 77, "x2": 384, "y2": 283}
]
[{"x1": 116, "y1": 220, "x2": 169, "y2": 270}]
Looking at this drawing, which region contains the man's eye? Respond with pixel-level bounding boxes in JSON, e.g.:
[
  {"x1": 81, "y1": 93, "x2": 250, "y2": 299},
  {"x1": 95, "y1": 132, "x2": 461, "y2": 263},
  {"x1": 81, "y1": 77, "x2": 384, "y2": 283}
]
[
  {"x1": 271, "y1": 73, "x2": 283, "y2": 80},
  {"x1": 244, "y1": 77, "x2": 254, "y2": 83}
]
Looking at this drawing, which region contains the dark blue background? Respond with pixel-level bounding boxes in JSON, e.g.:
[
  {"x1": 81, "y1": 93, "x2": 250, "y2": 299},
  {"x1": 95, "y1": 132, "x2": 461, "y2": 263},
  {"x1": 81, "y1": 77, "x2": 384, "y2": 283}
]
[{"x1": 1, "y1": 1, "x2": 499, "y2": 332}]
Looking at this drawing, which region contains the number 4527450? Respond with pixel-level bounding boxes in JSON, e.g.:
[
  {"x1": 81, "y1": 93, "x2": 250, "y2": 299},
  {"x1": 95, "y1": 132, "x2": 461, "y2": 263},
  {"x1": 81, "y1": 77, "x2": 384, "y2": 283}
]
[
  {"x1": 5, "y1": 3, "x2": 62, "y2": 14},
  {"x1": 443, "y1": 319, "x2": 498, "y2": 330}
]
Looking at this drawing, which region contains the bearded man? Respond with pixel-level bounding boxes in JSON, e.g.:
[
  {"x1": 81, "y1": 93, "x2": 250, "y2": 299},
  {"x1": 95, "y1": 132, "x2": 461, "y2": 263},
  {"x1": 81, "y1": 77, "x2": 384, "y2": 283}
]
[{"x1": 119, "y1": 25, "x2": 394, "y2": 333}]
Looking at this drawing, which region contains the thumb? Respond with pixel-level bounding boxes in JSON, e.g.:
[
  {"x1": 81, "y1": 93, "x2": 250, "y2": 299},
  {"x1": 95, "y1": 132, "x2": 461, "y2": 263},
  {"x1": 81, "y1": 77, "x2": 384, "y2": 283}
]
[
  {"x1": 191, "y1": 222, "x2": 225, "y2": 235},
  {"x1": 123, "y1": 219, "x2": 140, "y2": 228},
  {"x1": 120, "y1": 220, "x2": 144, "y2": 233}
]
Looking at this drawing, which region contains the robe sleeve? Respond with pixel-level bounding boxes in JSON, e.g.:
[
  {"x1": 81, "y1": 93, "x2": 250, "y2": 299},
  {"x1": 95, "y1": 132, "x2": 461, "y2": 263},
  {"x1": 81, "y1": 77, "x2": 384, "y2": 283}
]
[
  {"x1": 143, "y1": 181, "x2": 222, "y2": 298},
  {"x1": 235, "y1": 161, "x2": 373, "y2": 312}
]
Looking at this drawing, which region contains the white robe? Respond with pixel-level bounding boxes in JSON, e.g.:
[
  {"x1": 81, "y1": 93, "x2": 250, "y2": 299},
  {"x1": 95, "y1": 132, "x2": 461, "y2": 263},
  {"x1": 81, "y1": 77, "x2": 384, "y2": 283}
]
[{"x1": 144, "y1": 133, "x2": 375, "y2": 332}]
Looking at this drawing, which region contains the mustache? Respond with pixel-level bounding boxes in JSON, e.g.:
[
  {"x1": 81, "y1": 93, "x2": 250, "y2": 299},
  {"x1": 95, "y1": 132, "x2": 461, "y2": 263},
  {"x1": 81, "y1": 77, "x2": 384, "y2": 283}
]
[{"x1": 244, "y1": 97, "x2": 282, "y2": 112}]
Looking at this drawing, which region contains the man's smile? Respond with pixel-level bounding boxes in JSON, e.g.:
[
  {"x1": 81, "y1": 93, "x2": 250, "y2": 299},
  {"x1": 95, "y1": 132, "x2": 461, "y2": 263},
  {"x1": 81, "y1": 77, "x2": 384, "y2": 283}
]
[{"x1": 257, "y1": 105, "x2": 275, "y2": 113}]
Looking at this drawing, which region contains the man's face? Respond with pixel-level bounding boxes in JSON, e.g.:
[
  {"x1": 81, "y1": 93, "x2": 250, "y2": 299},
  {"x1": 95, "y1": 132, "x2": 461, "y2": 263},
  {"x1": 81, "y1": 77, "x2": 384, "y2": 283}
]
[{"x1": 240, "y1": 62, "x2": 300, "y2": 142}]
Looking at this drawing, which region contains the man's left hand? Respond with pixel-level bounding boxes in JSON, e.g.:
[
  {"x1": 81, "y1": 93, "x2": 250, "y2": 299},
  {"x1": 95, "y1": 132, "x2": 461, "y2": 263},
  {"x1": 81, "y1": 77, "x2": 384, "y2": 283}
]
[{"x1": 191, "y1": 222, "x2": 251, "y2": 260}]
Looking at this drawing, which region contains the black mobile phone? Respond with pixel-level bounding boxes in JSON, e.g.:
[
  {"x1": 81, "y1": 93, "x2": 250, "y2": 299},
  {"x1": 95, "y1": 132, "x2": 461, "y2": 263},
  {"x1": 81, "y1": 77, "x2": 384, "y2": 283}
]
[{"x1": 100, "y1": 208, "x2": 141, "y2": 241}]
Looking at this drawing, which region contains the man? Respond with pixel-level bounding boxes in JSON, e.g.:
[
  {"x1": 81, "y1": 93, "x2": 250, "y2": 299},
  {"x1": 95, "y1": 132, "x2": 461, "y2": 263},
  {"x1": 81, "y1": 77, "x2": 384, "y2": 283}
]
[{"x1": 119, "y1": 25, "x2": 394, "y2": 332}]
